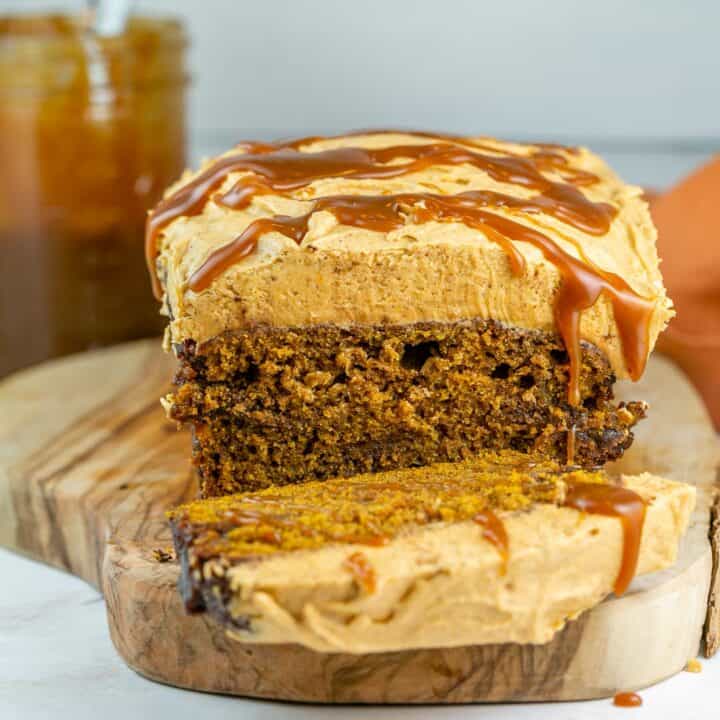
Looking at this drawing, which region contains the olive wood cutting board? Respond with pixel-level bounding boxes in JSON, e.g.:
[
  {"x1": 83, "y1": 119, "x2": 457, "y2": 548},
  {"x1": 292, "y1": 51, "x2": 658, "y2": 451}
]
[{"x1": 0, "y1": 339, "x2": 718, "y2": 703}]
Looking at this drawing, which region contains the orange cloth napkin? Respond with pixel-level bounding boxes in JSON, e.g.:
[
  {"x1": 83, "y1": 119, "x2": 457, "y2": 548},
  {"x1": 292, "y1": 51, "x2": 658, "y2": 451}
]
[{"x1": 650, "y1": 156, "x2": 720, "y2": 428}]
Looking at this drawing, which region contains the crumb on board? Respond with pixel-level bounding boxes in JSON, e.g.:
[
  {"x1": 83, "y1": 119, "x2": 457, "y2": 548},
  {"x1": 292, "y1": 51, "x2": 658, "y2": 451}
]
[
  {"x1": 152, "y1": 547, "x2": 175, "y2": 563},
  {"x1": 685, "y1": 658, "x2": 702, "y2": 673}
]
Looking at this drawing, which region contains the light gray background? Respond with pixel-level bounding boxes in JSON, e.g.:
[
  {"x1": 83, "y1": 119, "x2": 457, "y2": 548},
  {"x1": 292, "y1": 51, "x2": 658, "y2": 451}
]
[{"x1": 3, "y1": 0, "x2": 719, "y2": 185}]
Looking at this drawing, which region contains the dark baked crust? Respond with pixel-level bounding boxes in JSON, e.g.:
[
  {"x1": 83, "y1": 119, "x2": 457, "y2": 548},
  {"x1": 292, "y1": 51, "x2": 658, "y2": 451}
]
[
  {"x1": 168, "y1": 319, "x2": 645, "y2": 496},
  {"x1": 171, "y1": 520, "x2": 250, "y2": 627}
]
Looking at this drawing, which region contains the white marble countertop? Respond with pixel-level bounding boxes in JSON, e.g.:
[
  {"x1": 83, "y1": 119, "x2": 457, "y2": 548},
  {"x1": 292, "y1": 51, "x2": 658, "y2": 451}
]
[{"x1": 1, "y1": 547, "x2": 717, "y2": 720}]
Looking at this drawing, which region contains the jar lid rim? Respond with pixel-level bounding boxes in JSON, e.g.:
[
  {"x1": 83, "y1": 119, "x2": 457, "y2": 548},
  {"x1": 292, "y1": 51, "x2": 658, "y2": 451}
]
[{"x1": 0, "y1": 13, "x2": 187, "y2": 51}]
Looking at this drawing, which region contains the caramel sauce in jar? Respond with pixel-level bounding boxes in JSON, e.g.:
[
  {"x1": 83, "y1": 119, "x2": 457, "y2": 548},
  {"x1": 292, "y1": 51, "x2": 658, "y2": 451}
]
[{"x1": 0, "y1": 14, "x2": 187, "y2": 376}]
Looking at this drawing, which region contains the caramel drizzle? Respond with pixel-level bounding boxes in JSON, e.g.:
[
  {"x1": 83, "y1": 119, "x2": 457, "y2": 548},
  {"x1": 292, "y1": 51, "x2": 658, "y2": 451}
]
[
  {"x1": 566, "y1": 425, "x2": 577, "y2": 466},
  {"x1": 564, "y1": 482, "x2": 647, "y2": 596},
  {"x1": 212, "y1": 507, "x2": 390, "y2": 552},
  {"x1": 146, "y1": 139, "x2": 613, "y2": 289},
  {"x1": 145, "y1": 136, "x2": 612, "y2": 295},
  {"x1": 146, "y1": 131, "x2": 655, "y2": 403},
  {"x1": 343, "y1": 551, "x2": 377, "y2": 594},
  {"x1": 473, "y1": 510, "x2": 509, "y2": 574}
]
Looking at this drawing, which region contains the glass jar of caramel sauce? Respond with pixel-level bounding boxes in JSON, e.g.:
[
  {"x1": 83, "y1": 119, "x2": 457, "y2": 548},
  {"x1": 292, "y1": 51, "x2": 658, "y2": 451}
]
[{"x1": 0, "y1": 14, "x2": 187, "y2": 377}]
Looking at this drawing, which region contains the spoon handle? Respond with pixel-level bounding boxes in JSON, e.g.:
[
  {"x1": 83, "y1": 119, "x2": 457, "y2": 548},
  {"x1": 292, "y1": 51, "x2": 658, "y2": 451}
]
[{"x1": 88, "y1": 0, "x2": 132, "y2": 36}]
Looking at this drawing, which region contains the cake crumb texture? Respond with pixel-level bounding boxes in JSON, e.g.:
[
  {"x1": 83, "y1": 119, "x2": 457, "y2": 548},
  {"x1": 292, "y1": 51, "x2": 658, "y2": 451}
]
[{"x1": 168, "y1": 320, "x2": 645, "y2": 495}]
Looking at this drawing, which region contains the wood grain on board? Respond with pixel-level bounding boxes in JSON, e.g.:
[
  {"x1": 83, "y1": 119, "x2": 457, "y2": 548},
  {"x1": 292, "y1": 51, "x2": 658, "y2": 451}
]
[{"x1": 0, "y1": 339, "x2": 717, "y2": 702}]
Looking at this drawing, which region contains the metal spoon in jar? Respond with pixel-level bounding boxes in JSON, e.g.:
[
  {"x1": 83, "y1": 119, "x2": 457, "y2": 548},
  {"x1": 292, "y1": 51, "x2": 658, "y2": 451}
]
[{"x1": 87, "y1": 0, "x2": 132, "y2": 37}]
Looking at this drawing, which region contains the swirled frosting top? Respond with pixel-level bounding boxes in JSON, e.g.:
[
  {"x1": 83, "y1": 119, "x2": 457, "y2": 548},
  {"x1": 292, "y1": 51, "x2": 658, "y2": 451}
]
[{"x1": 148, "y1": 131, "x2": 673, "y2": 393}]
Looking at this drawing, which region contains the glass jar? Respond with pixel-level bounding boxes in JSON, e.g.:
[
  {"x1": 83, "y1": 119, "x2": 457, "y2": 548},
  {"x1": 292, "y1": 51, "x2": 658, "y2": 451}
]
[{"x1": 0, "y1": 14, "x2": 187, "y2": 377}]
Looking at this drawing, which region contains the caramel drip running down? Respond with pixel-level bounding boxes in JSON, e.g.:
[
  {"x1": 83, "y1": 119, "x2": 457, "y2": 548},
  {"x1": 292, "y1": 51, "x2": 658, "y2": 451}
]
[
  {"x1": 343, "y1": 551, "x2": 377, "y2": 594},
  {"x1": 566, "y1": 425, "x2": 577, "y2": 466},
  {"x1": 145, "y1": 131, "x2": 655, "y2": 403},
  {"x1": 473, "y1": 510, "x2": 509, "y2": 574},
  {"x1": 613, "y1": 692, "x2": 643, "y2": 708},
  {"x1": 564, "y1": 482, "x2": 647, "y2": 596}
]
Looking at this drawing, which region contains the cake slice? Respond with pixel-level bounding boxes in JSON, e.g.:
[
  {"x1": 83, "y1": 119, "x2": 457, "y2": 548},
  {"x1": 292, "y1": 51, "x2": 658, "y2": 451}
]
[
  {"x1": 148, "y1": 131, "x2": 673, "y2": 495},
  {"x1": 168, "y1": 451, "x2": 694, "y2": 653}
]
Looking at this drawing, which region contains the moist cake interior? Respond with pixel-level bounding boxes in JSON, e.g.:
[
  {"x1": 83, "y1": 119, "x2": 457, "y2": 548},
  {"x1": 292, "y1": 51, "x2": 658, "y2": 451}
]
[{"x1": 169, "y1": 320, "x2": 644, "y2": 496}]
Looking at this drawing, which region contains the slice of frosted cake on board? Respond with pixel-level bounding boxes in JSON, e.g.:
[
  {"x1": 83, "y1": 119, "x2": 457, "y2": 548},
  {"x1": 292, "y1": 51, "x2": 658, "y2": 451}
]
[{"x1": 168, "y1": 452, "x2": 694, "y2": 652}]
